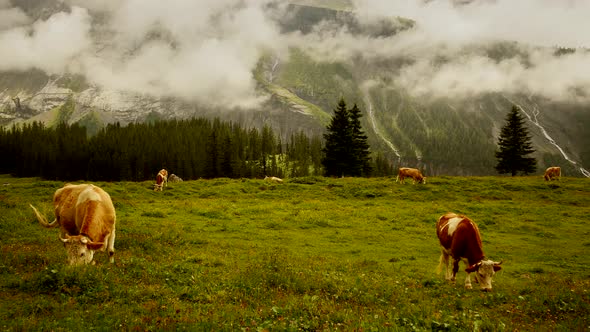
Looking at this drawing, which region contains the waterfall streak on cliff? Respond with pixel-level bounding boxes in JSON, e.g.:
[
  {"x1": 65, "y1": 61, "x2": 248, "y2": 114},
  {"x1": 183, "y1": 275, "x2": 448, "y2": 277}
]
[
  {"x1": 364, "y1": 94, "x2": 400, "y2": 159},
  {"x1": 504, "y1": 96, "x2": 590, "y2": 177}
]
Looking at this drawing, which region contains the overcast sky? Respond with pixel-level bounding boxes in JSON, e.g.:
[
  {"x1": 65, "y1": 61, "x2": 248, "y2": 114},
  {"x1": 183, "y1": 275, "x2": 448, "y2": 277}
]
[{"x1": 0, "y1": 0, "x2": 588, "y2": 106}]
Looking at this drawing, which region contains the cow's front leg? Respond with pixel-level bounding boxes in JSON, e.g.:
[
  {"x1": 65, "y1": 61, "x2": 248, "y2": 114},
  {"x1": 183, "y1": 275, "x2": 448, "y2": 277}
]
[{"x1": 464, "y1": 272, "x2": 473, "y2": 289}]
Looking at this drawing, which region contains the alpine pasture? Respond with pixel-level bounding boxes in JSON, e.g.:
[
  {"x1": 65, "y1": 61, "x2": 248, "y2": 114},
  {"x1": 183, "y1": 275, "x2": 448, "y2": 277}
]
[{"x1": 1, "y1": 175, "x2": 588, "y2": 330}]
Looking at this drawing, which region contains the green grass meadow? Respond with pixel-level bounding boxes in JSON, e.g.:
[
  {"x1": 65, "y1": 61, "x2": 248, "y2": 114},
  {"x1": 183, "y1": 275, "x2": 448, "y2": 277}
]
[{"x1": 1, "y1": 175, "x2": 589, "y2": 331}]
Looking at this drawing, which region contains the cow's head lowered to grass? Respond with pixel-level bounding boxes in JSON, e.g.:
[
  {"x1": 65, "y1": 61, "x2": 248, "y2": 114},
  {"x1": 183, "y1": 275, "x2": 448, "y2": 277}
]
[
  {"x1": 465, "y1": 259, "x2": 502, "y2": 291},
  {"x1": 30, "y1": 183, "x2": 117, "y2": 265},
  {"x1": 60, "y1": 234, "x2": 108, "y2": 265}
]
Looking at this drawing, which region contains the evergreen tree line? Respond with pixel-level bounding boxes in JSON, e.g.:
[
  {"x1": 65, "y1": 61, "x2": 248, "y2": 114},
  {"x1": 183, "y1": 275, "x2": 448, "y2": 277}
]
[
  {"x1": 0, "y1": 101, "x2": 537, "y2": 181},
  {"x1": 0, "y1": 118, "x2": 332, "y2": 181},
  {"x1": 0, "y1": 111, "x2": 392, "y2": 181}
]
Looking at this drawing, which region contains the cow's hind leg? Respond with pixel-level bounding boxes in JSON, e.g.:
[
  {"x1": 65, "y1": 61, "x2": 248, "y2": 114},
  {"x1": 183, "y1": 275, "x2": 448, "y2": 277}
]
[
  {"x1": 451, "y1": 259, "x2": 461, "y2": 284},
  {"x1": 437, "y1": 250, "x2": 453, "y2": 282}
]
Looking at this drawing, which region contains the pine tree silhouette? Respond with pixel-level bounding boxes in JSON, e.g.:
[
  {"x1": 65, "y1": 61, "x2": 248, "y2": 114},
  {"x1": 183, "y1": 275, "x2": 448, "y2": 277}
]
[
  {"x1": 495, "y1": 105, "x2": 537, "y2": 176},
  {"x1": 322, "y1": 98, "x2": 371, "y2": 177}
]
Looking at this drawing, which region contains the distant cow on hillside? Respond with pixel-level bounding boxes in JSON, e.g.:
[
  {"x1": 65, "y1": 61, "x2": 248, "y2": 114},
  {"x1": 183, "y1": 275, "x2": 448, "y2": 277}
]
[
  {"x1": 169, "y1": 174, "x2": 183, "y2": 183},
  {"x1": 264, "y1": 176, "x2": 283, "y2": 183},
  {"x1": 154, "y1": 169, "x2": 168, "y2": 191},
  {"x1": 436, "y1": 212, "x2": 502, "y2": 291},
  {"x1": 544, "y1": 167, "x2": 561, "y2": 181},
  {"x1": 30, "y1": 184, "x2": 117, "y2": 265},
  {"x1": 396, "y1": 167, "x2": 426, "y2": 184}
]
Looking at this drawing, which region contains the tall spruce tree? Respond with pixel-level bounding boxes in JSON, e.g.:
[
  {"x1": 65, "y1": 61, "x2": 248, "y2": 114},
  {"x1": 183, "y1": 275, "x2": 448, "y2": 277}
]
[
  {"x1": 322, "y1": 98, "x2": 352, "y2": 177},
  {"x1": 349, "y1": 103, "x2": 372, "y2": 176},
  {"x1": 322, "y1": 98, "x2": 371, "y2": 177},
  {"x1": 495, "y1": 105, "x2": 537, "y2": 176}
]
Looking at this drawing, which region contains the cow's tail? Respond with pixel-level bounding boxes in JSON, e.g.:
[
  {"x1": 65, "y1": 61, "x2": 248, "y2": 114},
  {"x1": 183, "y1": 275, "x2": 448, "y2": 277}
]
[{"x1": 29, "y1": 204, "x2": 59, "y2": 228}]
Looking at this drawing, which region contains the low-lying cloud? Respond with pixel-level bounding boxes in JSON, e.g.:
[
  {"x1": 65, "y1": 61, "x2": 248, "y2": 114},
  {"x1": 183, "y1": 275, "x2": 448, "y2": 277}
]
[
  {"x1": 0, "y1": 6, "x2": 91, "y2": 74},
  {"x1": 0, "y1": 0, "x2": 29, "y2": 30},
  {"x1": 338, "y1": 0, "x2": 590, "y2": 100},
  {"x1": 1, "y1": 0, "x2": 589, "y2": 107}
]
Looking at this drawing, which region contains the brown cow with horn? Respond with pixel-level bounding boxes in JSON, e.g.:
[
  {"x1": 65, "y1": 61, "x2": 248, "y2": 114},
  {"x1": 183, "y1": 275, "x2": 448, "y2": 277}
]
[
  {"x1": 154, "y1": 169, "x2": 168, "y2": 191},
  {"x1": 544, "y1": 166, "x2": 561, "y2": 181},
  {"x1": 396, "y1": 167, "x2": 426, "y2": 184},
  {"x1": 436, "y1": 212, "x2": 502, "y2": 291},
  {"x1": 30, "y1": 183, "x2": 116, "y2": 265}
]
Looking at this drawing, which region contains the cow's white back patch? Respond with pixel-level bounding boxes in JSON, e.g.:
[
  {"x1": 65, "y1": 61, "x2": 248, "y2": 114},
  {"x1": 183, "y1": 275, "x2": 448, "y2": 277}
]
[
  {"x1": 77, "y1": 187, "x2": 101, "y2": 204},
  {"x1": 446, "y1": 217, "x2": 463, "y2": 236}
]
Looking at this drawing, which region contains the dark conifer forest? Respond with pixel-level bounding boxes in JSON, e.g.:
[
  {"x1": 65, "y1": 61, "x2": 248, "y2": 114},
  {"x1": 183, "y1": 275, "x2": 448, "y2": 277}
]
[
  {"x1": 0, "y1": 117, "x2": 391, "y2": 181},
  {"x1": 0, "y1": 118, "x2": 327, "y2": 181}
]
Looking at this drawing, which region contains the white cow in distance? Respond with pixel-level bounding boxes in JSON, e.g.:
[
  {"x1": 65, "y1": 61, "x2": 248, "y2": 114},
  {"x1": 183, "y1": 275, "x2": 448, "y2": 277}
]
[
  {"x1": 169, "y1": 174, "x2": 183, "y2": 183},
  {"x1": 264, "y1": 176, "x2": 283, "y2": 183}
]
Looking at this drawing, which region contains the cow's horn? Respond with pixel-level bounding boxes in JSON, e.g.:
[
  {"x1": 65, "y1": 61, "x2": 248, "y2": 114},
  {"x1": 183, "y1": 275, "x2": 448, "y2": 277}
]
[
  {"x1": 468, "y1": 261, "x2": 482, "y2": 269},
  {"x1": 59, "y1": 234, "x2": 70, "y2": 243},
  {"x1": 85, "y1": 240, "x2": 105, "y2": 250},
  {"x1": 494, "y1": 260, "x2": 503, "y2": 265}
]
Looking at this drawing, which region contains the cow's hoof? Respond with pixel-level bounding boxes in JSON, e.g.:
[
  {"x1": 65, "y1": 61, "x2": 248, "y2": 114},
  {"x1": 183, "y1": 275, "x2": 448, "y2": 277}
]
[{"x1": 465, "y1": 284, "x2": 473, "y2": 290}]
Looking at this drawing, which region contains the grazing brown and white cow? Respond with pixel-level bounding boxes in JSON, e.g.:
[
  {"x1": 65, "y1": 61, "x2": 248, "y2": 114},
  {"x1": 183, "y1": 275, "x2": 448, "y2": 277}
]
[
  {"x1": 154, "y1": 169, "x2": 168, "y2": 191},
  {"x1": 544, "y1": 166, "x2": 561, "y2": 181},
  {"x1": 436, "y1": 212, "x2": 502, "y2": 291},
  {"x1": 30, "y1": 184, "x2": 116, "y2": 265},
  {"x1": 264, "y1": 176, "x2": 283, "y2": 183},
  {"x1": 396, "y1": 167, "x2": 426, "y2": 184}
]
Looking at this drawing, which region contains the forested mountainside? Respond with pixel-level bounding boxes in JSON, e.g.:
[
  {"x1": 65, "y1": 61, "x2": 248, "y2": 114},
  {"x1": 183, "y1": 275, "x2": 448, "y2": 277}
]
[{"x1": 0, "y1": 1, "x2": 588, "y2": 176}]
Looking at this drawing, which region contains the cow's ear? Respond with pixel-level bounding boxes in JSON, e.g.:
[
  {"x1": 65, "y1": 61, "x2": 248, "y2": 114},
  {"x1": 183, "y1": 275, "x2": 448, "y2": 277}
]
[
  {"x1": 493, "y1": 265, "x2": 502, "y2": 272},
  {"x1": 86, "y1": 242, "x2": 105, "y2": 250}
]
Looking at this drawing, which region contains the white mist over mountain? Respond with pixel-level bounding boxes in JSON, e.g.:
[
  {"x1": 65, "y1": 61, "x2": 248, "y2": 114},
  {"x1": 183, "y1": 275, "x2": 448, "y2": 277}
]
[
  {"x1": 0, "y1": 0, "x2": 588, "y2": 106},
  {"x1": 338, "y1": 0, "x2": 590, "y2": 100},
  {"x1": 353, "y1": 0, "x2": 590, "y2": 48}
]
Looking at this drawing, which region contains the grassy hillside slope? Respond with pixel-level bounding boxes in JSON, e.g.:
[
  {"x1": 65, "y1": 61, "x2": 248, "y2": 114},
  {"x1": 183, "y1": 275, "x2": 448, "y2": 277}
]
[
  {"x1": 263, "y1": 44, "x2": 590, "y2": 176},
  {"x1": 1, "y1": 175, "x2": 589, "y2": 330}
]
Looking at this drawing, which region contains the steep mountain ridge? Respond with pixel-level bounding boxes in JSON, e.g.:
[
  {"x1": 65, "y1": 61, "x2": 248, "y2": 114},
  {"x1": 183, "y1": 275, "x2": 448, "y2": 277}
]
[{"x1": 1, "y1": 2, "x2": 588, "y2": 176}]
